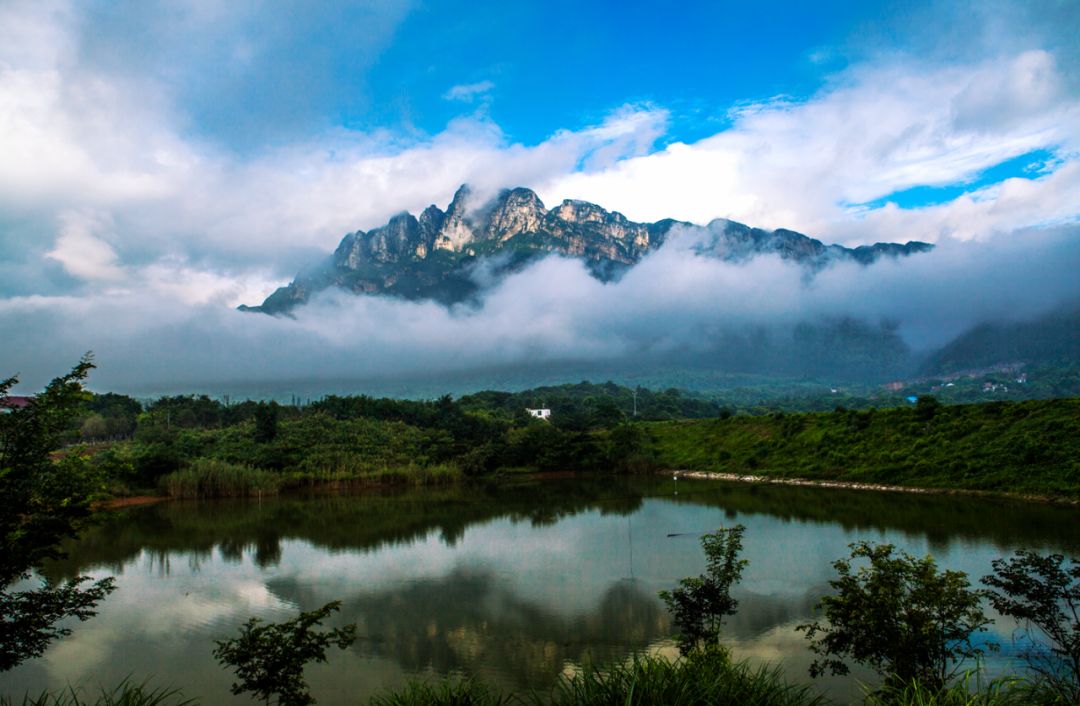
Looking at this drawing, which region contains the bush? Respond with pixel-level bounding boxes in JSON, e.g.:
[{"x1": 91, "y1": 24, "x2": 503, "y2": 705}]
[
  {"x1": 659, "y1": 525, "x2": 747, "y2": 653},
  {"x1": 213, "y1": 601, "x2": 356, "y2": 706},
  {"x1": 798, "y1": 542, "x2": 992, "y2": 689},
  {"x1": 981, "y1": 550, "x2": 1080, "y2": 704}
]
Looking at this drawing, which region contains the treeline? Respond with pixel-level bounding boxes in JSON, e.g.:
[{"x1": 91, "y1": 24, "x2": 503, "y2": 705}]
[
  {"x1": 69, "y1": 381, "x2": 719, "y2": 441},
  {"x1": 54, "y1": 382, "x2": 1080, "y2": 501},
  {"x1": 72, "y1": 383, "x2": 698, "y2": 495}
]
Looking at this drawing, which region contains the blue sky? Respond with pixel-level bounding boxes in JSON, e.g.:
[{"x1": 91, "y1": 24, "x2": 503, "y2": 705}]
[
  {"x1": 78, "y1": 0, "x2": 886, "y2": 150},
  {"x1": 0, "y1": 0, "x2": 1078, "y2": 389}
]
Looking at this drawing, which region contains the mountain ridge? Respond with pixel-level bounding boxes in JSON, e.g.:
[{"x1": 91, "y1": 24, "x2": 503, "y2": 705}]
[{"x1": 241, "y1": 185, "x2": 934, "y2": 314}]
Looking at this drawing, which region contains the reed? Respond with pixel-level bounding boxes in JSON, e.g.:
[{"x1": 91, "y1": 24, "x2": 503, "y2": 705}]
[
  {"x1": 530, "y1": 651, "x2": 825, "y2": 706},
  {"x1": 160, "y1": 458, "x2": 282, "y2": 499},
  {"x1": 370, "y1": 677, "x2": 513, "y2": 706},
  {"x1": 1, "y1": 680, "x2": 193, "y2": 706},
  {"x1": 863, "y1": 672, "x2": 1060, "y2": 706}
]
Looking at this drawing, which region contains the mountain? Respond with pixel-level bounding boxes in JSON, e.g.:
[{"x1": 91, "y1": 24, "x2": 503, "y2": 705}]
[
  {"x1": 241, "y1": 184, "x2": 933, "y2": 314},
  {"x1": 920, "y1": 305, "x2": 1080, "y2": 375}
]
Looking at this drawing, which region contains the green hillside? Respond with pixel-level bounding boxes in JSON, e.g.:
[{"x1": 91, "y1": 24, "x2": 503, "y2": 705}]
[{"x1": 645, "y1": 397, "x2": 1080, "y2": 500}]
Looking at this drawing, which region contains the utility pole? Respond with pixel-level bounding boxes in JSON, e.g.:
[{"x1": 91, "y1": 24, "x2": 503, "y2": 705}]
[{"x1": 632, "y1": 389, "x2": 638, "y2": 417}]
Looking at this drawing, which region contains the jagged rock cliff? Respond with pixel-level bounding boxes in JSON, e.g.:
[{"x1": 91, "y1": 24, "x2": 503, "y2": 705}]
[{"x1": 241, "y1": 185, "x2": 933, "y2": 314}]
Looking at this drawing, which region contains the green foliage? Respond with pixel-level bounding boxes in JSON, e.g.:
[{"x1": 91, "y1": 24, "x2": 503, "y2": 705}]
[
  {"x1": 0, "y1": 680, "x2": 193, "y2": 706},
  {"x1": 457, "y1": 381, "x2": 718, "y2": 426},
  {"x1": 659, "y1": 525, "x2": 747, "y2": 653},
  {"x1": 253, "y1": 402, "x2": 279, "y2": 443},
  {"x1": 798, "y1": 542, "x2": 992, "y2": 689},
  {"x1": 54, "y1": 372, "x2": 1080, "y2": 500},
  {"x1": 914, "y1": 395, "x2": 942, "y2": 422},
  {"x1": 159, "y1": 458, "x2": 282, "y2": 499},
  {"x1": 604, "y1": 423, "x2": 656, "y2": 473},
  {"x1": 213, "y1": 601, "x2": 357, "y2": 706},
  {"x1": 0, "y1": 356, "x2": 117, "y2": 671},
  {"x1": 534, "y1": 650, "x2": 824, "y2": 706},
  {"x1": 644, "y1": 398, "x2": 1080, "y2": 500},
  {"x1": 861, "y1": 671, "x2": 1038, "y2": 706},
  {"x1": 981, "y1": 550, "x2": 1080, "y2": 703},
  {"x1": 370, "y1": 677, "x2": 513, "y2": 706}
]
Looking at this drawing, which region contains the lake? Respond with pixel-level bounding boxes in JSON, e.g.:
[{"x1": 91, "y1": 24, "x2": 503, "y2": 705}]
[{"x1": 4, "y1": 476, "x2": 1078, "y2": 704}]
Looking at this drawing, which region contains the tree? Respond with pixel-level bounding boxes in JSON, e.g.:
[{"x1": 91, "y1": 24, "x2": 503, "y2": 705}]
[
  {"x1": 213, "y1": 601, "x2": 357, "y2": 706},
  {"x1": 253, "y1": 401, "x2": 279, "y2": 443},
  {"x1": 80, "y1": 413, "x2": 108, "y2": 441},
  {"x1": 914, "y1": 395, "x2": 942, "y2": 422},
  {"x1": 659, "y1": 524, "x2": 747, "y2": 653},
  {"x1": 982, "y1": 550, "x2": 1080, "y2": 703},
  {"x1": 0, "y1": 356, "x2": 117, "y2": 671},
  {"x1": 798, "y1": 542, "x2": 991, "y2": 689}
]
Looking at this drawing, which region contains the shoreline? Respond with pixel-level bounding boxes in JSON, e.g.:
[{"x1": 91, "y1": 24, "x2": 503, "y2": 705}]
[
  {"x1": 669, "y1": 469, "x2": 1080, "y2": 507},
  {"x1": 92, "y1": 470, "x2": 1080, "y2": 510},
  {"x1": 93, "y1": 495, "x2": 170, "y2": 510}
]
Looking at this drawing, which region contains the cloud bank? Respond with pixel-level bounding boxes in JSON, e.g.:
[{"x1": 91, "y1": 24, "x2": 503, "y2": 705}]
[
  {"x1": 3, "y1": 224, "x2": 1078, "y2": 393},
  {"x1": 0, "y1": 0, "x2": 1078, "y2": 392}
]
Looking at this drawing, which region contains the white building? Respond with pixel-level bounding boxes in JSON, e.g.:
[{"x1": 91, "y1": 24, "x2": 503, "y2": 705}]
[{"x1": 526, "y1": 408, "x2": 551, "y2": 420}]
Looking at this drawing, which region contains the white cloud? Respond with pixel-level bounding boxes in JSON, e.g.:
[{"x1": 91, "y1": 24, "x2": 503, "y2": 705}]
[
  {"x1": 536, "y1": 51, "x2": 1080, "y2": 244},
  {"x1": 3, "y1": 224, "x2": 1077, "y2": 393},
  {"x1": 1, "y1": 2, "x2": 1078, "y2": 391},
  {"x1": 443, "y1": 80, "x2": 495, "y2": 103},
  {"x1": 45, "y1": 211, "x2": 124, "y2": 281}
]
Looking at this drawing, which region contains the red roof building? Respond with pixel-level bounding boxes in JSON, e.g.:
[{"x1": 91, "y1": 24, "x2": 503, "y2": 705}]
[{"x1": 0, "y1": 395, "x2": 33, "y2": 411}]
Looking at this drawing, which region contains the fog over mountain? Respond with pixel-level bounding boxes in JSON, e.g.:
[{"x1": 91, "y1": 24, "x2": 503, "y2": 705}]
[
  {"x1": 1, "y1": 1, "x2": 1078, "y2": 394},
  {"x1": 3, "y1": 216, "x2": 1077, "y2": 394},
  {"x1": 241, "y1": 185, "x2": 933, "y2": 314}
]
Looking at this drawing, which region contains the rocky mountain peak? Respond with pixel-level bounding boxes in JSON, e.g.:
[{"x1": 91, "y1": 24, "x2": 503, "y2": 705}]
[
  {"x1": 486, "y1": 188, "x2": 548, "y2": 242},
  {"x1": 433, "y1": 184, "x2": 475, "y2": 252},
  {"x1": 243, "y1": 184, "x2": 934, "y2": 315},
  {"x1": 556, "y1": 199, "x2": 610, "y2": 225}
]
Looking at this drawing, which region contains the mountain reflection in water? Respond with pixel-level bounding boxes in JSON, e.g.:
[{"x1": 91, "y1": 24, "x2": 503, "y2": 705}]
[{"x1": 6, "y1": 477, "x2": 1078, "y2": 706}]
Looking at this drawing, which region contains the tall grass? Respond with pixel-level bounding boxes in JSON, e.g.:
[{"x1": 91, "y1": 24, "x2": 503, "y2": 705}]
[
  {"x1": 0, "y1": 680, "x2": 193, "y2": 706},
  {"x1": 530, "y1": 651, "x2": 824, "y2": 706},
  {"x1": 159, "y1": 458, "x2": 282, "y2": 499},
  {"x1": 370, "y1": 677, "x2": 513, "y2": 706},
  {"x1": 862, "y1": 671, "x2": 1063, "y2": 706},
  {"x1": 366, "y1": 651, "x2": 823, "y2": 705}
]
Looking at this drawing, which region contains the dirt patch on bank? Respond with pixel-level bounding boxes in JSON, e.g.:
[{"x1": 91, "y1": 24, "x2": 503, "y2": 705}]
[{"x1": 94, "y1": 495, "x2": 169, "y2": 510}]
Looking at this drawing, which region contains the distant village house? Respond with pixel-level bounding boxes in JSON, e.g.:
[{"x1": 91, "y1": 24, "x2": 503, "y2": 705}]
[
  {"x1": 526, "y1": 408, "x2": 551, "y2": 420},
  {"x1": 0, "y1": 395, "x2": 32, "y2": 413}
]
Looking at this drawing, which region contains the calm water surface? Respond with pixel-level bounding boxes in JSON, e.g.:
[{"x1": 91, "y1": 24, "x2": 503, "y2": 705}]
[{"x1": 4, "y1": 477, "x2": 1079, "y2": 704}]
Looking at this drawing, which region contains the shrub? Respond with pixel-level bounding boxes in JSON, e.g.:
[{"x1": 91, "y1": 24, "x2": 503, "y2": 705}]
[
  {"x1": 213, "y1": 601, "x2": 357, "y2": 706},
  {"x1": 798, "y1": 542, "x2": 992, "y2": 689},
  {"x1": 659, "y1": 525, "x2": 747, "y2": 653},
  {"x1": 981, "y1": 550, "x2": 1080, "y2": 704}
]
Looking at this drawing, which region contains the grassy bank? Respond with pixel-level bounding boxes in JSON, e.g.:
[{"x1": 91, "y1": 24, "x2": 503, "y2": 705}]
[
  {"x1": 80, "y1": 393, "x2": 1080, "y2": 501},
  {"x1": 5, "y1": 653, "x2": 1062, "y2": 706},
  {"x1": 643, "y1": 398, "x2": 1080, "y2": 501}
]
